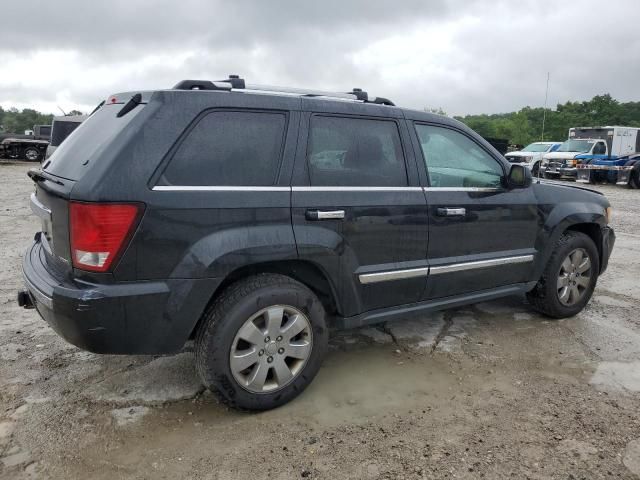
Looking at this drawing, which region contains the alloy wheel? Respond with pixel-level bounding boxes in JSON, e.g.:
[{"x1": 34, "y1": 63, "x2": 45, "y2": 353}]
[
  {"x1": 229, "y1": 305, "x2": 312, "y2": 393},
  {"x1": 557, "y1": 248, "x2": 592, "y2": 306}
]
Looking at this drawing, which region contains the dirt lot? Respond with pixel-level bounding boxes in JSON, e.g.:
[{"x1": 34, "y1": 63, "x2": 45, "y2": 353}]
[{"x1": 1, "y1": 160, "x2": 639, "y2": 479}]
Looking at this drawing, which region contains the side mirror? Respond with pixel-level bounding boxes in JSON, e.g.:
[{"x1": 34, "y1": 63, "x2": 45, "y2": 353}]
[{"x1": 506, "y1": 164, "x2": 532, "y2": 188}]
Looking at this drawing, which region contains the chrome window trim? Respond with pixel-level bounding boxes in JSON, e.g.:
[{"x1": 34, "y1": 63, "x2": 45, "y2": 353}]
[
  {"x1": 429, "y1": 255, "x2": 534, "y2": 275},
  {"x1": 358, "y1": 255, "x2": 534, "y2": 284},
  {"x1": 293, "y1": 186, "x2": 423, "y2": 192},
  {"x1": 423, "y1": 187, "x2": 501, "y2": 192},
  {"x1": 152, "y1": 186, "x2": 426, "y2": 192},
  {"x1": 152, "y1": 186, "x2": 291, "y2": 192},
  {"x1": 359, "y1": 267, "x2": 430, "y2": 284}
]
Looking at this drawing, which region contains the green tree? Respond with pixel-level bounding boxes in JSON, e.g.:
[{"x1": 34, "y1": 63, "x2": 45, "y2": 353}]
[{"x1": 457, "y1": 94, "x2": 640, "y2": 144}]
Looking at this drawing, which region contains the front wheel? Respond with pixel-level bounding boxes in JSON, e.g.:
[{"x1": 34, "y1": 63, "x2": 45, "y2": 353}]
[
  {"x1": 629, "y1": 170, "x2": 640, "y2": 189},
  {"x1": 527, "y1": 231, "x2": 599, "y2": 318},
  {"x1": 531, "y1": 162, "x2": 540, "y2": 176},
  {"x1": 195, "y1": 274, "x2": 328, "y2": 410}
]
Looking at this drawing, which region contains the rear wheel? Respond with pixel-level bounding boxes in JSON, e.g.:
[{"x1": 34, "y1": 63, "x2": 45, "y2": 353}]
[
  {"x1": 195, "y1": 274, "x2": 328, "y2": 410},
  {"x1": 527, "y1": 231, "x2": 599, "y2": 318},
  {"x1": 24, "y1": 147, "x2": 41, "y2": 162},
  {"x1": 629, "y1": 170, "x2": 640, "y2": 189}
]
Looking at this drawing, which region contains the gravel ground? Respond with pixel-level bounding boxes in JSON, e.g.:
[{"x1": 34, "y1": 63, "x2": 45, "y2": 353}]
[{"x1": 1, "y1": 160, "x2": 639, "y2": 479}]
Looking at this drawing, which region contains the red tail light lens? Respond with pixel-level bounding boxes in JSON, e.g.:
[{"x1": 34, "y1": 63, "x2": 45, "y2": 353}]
[{"x1": 69, "y1": 202, "x2": 143, "y2": 272}]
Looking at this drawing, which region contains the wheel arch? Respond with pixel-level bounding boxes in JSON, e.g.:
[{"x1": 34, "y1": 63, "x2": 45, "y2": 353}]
[
  {"x1": 189, "y1": 259, "x2": 341, "y2": 339},
  {"x1": 534, "y1": 205, "x2": 607, "y2": 281},
  {"x1": 565, "y1": 222, "x2": 603, "y2": 271}
]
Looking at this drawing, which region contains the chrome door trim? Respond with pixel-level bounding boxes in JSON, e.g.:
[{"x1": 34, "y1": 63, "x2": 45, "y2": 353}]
[
  {"x1": 359, "y1": 267, "x2": 430, "y2": 285},
  {"x1": 429, "y1": 255, "x2": 534, "y2": 275},
  {"x1": 423, "y1": 187, "x2": 501, "y2": 192},
  {"x1": 293, "y1": 186, "x2": 423, "y2": 192},
  {"x1": 358, "y1": 255, "x2": 534, "y2": 284},
  {"x1": 152, "y1": 186, "x2": 291, "y2": 192}
]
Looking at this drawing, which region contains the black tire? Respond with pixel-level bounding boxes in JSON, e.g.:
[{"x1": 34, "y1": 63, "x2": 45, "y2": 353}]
[
  {"x1": 23, "y1": 147, "x2": 41, "y2": 162},
  {"x1": 630, "y1": 170, "x2": 640, "y2": 189},
  {"x1": 527, "y1": 231, "x2": 599, "y2": 319},
  {"x1": 195, "y1": 273, "x2": 328, "y2": 410},
  {"x1": 531, "y1": 162, "x2": 540, "y2": 176}
]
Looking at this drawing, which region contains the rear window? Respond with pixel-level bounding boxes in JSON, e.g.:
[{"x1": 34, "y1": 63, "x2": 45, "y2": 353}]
[
  {"x1": 50, "y1": 121, "x2": 82, "y2": 147},
  {"x1": 44, "y1": 104, "x2": 143, "y2": 181},
  {"x1": 158, "y1": 111, "x2": 286, "y2": 186}
]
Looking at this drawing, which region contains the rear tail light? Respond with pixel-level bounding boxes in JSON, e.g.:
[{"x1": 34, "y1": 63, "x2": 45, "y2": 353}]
[{"x1": 69, "y1": 202, "x2": 143, "y2": 272}]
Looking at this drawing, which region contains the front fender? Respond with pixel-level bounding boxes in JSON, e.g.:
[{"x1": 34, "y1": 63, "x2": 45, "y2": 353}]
[{"x1": 533, "y1": 202, "x2": 607, "y2": 280}]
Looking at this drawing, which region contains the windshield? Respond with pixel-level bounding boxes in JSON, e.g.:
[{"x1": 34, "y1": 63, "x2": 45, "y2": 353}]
[
  {"x1": 522, "y1": 143, "x2": 551, "y2": 152},
  {"x1": 557, "y1": 139, "x2": 594, "y2": 153}
]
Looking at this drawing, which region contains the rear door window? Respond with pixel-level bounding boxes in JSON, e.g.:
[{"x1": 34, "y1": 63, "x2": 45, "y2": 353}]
[
  {"x1": 159, "y1": 111, "x2": 287, "y2": 186},
  {"x1": 307, "y1": 116, "x2": 408, "y2": 186}
]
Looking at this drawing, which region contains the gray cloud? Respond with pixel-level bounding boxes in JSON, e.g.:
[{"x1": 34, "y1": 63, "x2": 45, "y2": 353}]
[{"x1": 1, "y1": 0, "x2": 639, "y2": 115}]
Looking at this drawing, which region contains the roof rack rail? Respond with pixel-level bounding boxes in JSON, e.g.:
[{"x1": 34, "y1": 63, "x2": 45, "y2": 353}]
[{"x1": 172, "y1": 75, "x2": 395, "y2": 106}]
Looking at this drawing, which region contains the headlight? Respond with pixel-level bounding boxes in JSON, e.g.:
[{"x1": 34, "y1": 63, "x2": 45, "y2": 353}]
[
  {"x1": 605, "y1": 207, "x2": 612, "y2": 224},
  {"x1": 523, "y1": 155, "x2": 533, "y2": 162},
  {"x1": 566, "y1": 159, "x2": 576, "y2": 167}
]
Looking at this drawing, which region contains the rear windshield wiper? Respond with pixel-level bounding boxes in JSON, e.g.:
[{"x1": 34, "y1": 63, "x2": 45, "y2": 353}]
[
  {"x1": 28, "y1": 168, "x2": 64, "y2": 186},
  {"x1": 117, "y1": 93, "x2": 142, "y2": 118}
]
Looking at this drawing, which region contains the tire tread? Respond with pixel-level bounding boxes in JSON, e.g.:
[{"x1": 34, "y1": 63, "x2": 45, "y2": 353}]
[{"x1": 195, "y1": 273, "x2": 319, "y2": 409}]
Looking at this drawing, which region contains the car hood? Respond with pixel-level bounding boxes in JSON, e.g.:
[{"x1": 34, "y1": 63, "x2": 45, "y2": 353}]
[{"x1": 535, "y1": 178, "x2": 603, "y2": 195}]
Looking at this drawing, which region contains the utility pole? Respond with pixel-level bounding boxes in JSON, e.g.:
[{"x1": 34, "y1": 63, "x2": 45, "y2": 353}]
[{"x1": 541, "y1": 72, "x2": 550, "y2": 141}]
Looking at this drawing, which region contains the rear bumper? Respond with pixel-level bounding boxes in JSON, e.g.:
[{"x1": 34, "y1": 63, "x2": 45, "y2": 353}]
[
  {"x1": 600, "y1": 226, "x2": 615, "y2": 274},
  {"x1": 21, "y1": 240, "x2": 219, "y2": 354}
]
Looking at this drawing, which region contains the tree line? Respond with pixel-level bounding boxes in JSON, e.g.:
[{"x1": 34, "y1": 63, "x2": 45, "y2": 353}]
[
  {"x1": 2, "y1": 93, "x2": 639, "y2": 143},
  {"x1": 453, "y1": 94, "x2": 640, "y2": 146},
  {"x1": 0, "y1": 107, "x2": 84, "y2": 134}
]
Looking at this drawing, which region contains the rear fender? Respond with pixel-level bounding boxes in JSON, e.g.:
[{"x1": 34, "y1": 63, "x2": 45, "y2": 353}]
[{"x1": 169, "y1": 224, "x2": 299, "y2": 279}]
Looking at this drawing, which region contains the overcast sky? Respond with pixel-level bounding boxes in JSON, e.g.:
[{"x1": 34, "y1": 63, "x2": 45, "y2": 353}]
[{"x1": 1, "y1": 0, "x2": 639, "y2": 116}]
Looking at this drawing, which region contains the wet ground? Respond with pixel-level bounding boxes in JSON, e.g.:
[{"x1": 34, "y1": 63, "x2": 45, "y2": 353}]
[{"x1": 1, "y1": 160, "x2": 639, "y2": 479}]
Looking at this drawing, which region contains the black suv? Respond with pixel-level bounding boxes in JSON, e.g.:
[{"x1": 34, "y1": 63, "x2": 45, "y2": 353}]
[{"x1": 19, "y1": 76, "x2": 615, "y2": 410}]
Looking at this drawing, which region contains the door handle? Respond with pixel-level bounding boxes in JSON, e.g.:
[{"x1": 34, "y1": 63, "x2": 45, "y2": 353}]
[
  {"x1": 306, "y1": 209, "x2": 345, "y2": 221},
  {"x1": 437, "y1": 207, "x2": 466, "y2": 217}
]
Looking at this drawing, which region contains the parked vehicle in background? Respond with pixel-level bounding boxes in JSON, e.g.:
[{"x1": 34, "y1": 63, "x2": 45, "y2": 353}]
[
  {"x1": 18, "y1": 76, "x2": 615, "y2": 410},
  {"x1": 483, "y1": 136, "x2": 509, "y2": 155},
  {"x1": 0, "y1": 125, "x2": 51, "y2": 161},
  {"x1": 505, "y1": 141, "x2": 562, "y2": 175},
  {"x1": 45, "y1": 115, "x2": 87, "y2": 160},
  {"x1": 541, "y1": 138, "x2": 604, "y2": 179},
  {"x1": 540, "y1": 126, "x2": 639, "y2": 180},
  {"x1": 575, "y1": 126, "x2": 640, "y2": 188}
]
